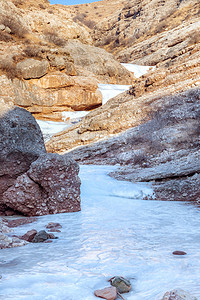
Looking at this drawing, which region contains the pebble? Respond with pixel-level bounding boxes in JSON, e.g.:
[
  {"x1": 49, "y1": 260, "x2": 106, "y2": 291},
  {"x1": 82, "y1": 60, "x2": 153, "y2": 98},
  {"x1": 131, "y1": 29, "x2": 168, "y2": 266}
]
[
  {"x1": 172, "y1": 251, "x2": 187, "y2": 255},
  {"x1": 109, "y1": 276, "x2": 131, "y2": 294},
  {"x1": 94, "y1": 286, "x2": 117, "y2": 300}
]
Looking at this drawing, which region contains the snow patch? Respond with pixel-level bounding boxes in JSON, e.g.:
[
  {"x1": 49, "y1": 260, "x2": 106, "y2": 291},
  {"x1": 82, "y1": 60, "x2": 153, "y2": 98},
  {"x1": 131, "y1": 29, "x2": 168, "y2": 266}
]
[
  {"x1": 61, "y1": 111, "x2": 89, "y2": 122},
  {"x1": 98, "y1": 84, "x2": 131, "y2": 105},
  {"x1": 121, "y1": 63, "x2": 155, "y2": 78}
]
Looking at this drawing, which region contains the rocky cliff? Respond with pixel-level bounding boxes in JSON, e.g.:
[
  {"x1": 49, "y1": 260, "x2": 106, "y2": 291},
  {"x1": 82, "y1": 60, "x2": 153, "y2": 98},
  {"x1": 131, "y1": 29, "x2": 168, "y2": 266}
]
[
  {"x1": 0, "y1": 0, "x2": 132, "y2": 121},
  {"x1": 91, "y1": 0, "x2": 200, "y2": 65},
  {"x1": 46, "y1": 54, "x2": 200, "y2": 153},
  {"x1": 65, "y1": 87, "x2": 200, "y2": 202}
]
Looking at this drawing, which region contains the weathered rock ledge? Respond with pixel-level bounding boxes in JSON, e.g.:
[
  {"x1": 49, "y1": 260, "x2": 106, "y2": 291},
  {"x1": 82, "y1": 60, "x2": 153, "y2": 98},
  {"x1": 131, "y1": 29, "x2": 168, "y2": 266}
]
[
  {"x1": 65, "y1": 87, "x2": 200, "y2": 203},
  {"x1": 0, "y1": 0, "x2": 133, "y2": 121}
]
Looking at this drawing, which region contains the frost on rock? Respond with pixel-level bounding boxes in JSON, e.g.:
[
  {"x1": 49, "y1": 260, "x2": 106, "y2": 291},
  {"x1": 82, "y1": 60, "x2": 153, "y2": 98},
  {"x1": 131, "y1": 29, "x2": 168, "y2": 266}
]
[
  {"x1": 161, "y1": 289, "x2": 198, "y2": 300},
  {"x1": 0, "y1": 218, "x2": 28, "y2": 249}
]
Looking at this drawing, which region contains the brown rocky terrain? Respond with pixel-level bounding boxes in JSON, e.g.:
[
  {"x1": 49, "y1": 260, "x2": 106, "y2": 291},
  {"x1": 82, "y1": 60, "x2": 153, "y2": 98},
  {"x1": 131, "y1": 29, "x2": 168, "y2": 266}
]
[
  {"x1": 0, "y1": 0, "x2": 132, "y2": 121},
  {"x1": 91, "y1": 0, "x2": 200, "y2": 65},
  {"x1": 46, "y1": 55, "x2": 200, "y2": 153},
  {"x1": 60, "y1": 0, "x2": 126, "y2": 30},
  {"x1": 45, "y1": 0, "x2": 200, "y2": 148},
  {"x1": 61, "y1": 87, "x2": 200, "y2": 203}
]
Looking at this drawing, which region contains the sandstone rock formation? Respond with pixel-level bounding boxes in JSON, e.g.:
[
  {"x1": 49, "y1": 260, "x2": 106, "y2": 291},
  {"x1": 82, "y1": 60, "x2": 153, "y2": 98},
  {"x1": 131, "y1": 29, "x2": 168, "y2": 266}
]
[
  {"x1": 0, "y1": 0, "x2": 132, "y2": 121},
  {"x1": 46, "y1": 58, "x2": 200, "y2": 153},
  {"x1": 0, "y1": 107, "x2": 81, "y2": 216},
  {"x1": 51, "y1": 88, "x2": 200, "y2": 203},
  {"x1": 16, "y1": 58, "x2": 49, "y2": 79},
  {"x1": 92, "y1": 0, "x2": 200, "y2": 66},
  {"x1": 64, "y1": 40, "x2": 133, "y2": 84},
  {"x1": 66, "y1": 0, "x2": 125, "y2": 31}
]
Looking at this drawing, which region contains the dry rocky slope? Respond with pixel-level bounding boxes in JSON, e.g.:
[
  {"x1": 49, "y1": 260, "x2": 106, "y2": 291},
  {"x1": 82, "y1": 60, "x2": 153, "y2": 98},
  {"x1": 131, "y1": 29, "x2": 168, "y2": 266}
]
[
  {"x1": 67, "y1": 88, "x2": 200, "y2": 202},
  {"x1": 47, "y1": 0, "x2": 200, "y2": 203},
  {"x1": 91, "y1": 0, "x2": 200, "y2": 65},
  {"x1": 0, "y1": 0, "x2": 132, "y2": 121}
]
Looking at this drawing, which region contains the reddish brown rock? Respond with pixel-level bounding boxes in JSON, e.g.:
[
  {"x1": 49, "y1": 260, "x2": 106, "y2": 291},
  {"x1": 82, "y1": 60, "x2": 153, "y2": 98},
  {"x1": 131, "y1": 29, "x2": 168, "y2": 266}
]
[
  {"x1": 21, "y1": 229, "x2": 37, "y2": 242},
  {"x1": 94, "y1": 287, "x2": 117, "y2": 300},
  {"x1": 46, "y1": 222, "x2": 62, "y2": 229},
  {"x1": 4, "y1": 217, "x2": 37, "y2": 228},
  {"x1": 48, "y1": 233, "x2": 57, "y2": 239},
  {"x1": 173, "y1": 251, "x2": 187, "y2": 256},
  {"x1": 47, "y1": 229, "x2": 61, "y2": 233},
  {"x1": 3, "y1": 153, "x2": 81, "y2": 216},
  {"x1": 0, "y1": 107, "x2": 46, "y2": 214}
]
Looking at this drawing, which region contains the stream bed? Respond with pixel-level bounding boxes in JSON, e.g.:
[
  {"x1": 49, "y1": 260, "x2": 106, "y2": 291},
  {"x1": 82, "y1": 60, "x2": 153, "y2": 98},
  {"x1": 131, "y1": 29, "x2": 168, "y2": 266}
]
[{"x1": 0, "y1": 165, "x2": 200, "y2": 299}]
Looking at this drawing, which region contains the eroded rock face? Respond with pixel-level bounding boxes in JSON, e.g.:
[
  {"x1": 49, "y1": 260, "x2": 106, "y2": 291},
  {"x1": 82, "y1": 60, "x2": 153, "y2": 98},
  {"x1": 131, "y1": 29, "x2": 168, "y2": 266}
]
[
  {"x1": 0, "y1": 107, "x2": 81, "y2": 216},
  {"x1": 92, "y1": 0, "x2": 200, "y2": 66},
  {"x1": 65, "y1": 88, "x2": 200, "y2": 203},
  {"x1": 16, "y1": 59, "x2": 49, "y2": 79},
  {"x1": 64, "y1": 40, "x2": 133, "y2": 85},
  {"x1": 0, "y1": 73, "x2": 102, "y2": 121},
  {"x1": 0, "y1": 0, "x2": 132, "y2": 121}
]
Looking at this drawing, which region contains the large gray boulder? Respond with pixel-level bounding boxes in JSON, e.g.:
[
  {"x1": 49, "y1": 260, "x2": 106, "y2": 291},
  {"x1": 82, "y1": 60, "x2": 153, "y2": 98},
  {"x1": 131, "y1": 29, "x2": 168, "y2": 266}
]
[
  {"x1": 0, "y1": 107, "x2": 46, "y2": 213},
  {"x1": 0, "y1": 107, "x2": 81, "y2": 216}
]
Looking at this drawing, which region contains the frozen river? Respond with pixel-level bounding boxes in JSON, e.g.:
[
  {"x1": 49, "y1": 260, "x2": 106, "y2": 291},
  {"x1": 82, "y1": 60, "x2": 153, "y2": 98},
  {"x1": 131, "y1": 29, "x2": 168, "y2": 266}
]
[
  {"x1": 1, "y1": 64, "x2": 199, "y2": 299},
  {"x1": 0, "y1": 165, "x2": 200, "y2": 299}
]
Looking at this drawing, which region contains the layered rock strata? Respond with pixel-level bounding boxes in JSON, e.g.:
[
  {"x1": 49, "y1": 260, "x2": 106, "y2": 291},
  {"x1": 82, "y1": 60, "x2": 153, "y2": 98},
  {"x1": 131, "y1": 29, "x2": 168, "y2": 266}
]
[
  {"x1": 0, "y1": 107, "x2": 81, "y2": 216},
  {"x1": 0, "y1": 0, "x2": 132, "y2": 121},
  {"x1": 62, "y1": 88, "x2": 200, "y2": 203},
  {"x1": 46, "y1": 59, "x2": 200, "y2": 153},
  {"x1": 92, "y1": 0, "x2": 200, "y2": 66}
]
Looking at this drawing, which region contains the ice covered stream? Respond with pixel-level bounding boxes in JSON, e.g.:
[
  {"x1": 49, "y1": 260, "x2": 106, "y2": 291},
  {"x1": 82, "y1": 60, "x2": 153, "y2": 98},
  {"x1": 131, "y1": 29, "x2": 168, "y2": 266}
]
[{"x1": 0, "y1": 165, "x2": 200, "y2": 299}]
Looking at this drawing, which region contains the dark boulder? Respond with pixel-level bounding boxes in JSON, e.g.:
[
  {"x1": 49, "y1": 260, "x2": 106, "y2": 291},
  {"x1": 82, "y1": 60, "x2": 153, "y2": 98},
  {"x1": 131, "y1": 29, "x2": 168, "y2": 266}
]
[
  {"x1": 3, "y1": 153, "x2": 81, "y2": 216},
  {"x1": 0, "y1": 107, "x2": 46, "y2": 214},
  {"x1": 0, "y1": 107, "x2": 81, "y2": 216},
  {"x1": 32, "y1": 230, "x2": 49, "y2": 243},
  {"x1": 32, "y1": 230, "x2": 57, "y2": 243}
]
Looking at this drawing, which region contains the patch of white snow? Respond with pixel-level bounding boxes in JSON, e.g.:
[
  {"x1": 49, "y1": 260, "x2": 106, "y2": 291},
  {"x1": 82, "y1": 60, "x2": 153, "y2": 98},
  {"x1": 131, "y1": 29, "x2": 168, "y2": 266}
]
[
  {"x1": 121, "y1": 63, "x2": 155, "y2": 78},
  {"x1": 98, "y1": 84, "x2": 131, "y2": 105}
]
